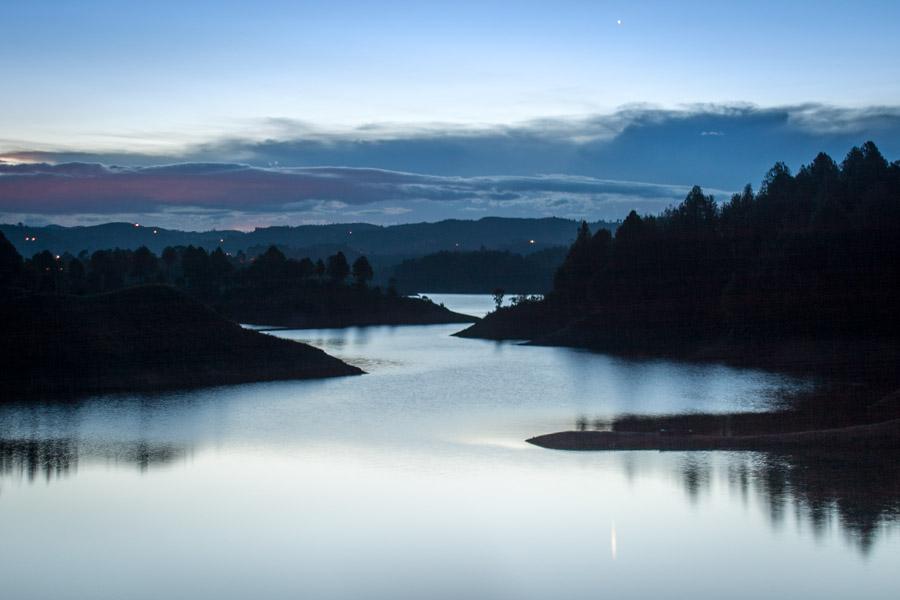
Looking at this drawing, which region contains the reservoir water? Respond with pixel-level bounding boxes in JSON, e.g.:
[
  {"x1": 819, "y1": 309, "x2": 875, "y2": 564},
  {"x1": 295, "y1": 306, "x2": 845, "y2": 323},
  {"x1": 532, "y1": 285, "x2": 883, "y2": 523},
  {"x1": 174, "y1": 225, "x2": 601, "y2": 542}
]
[{"x1": 1, "y1": 294, "x2": 898, "y2": 599}]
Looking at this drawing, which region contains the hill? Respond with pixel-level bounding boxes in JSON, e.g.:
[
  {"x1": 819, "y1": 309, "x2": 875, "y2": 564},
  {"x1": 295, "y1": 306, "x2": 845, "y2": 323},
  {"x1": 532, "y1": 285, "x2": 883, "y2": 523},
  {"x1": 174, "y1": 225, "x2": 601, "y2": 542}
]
[
  {"x1": 456, "y1": 142, "x2": 900, "y2": 384},
  {"x1": 0, "y1": 285, "x2": 363, "y2": 398},
  {"x1": 391, "y1": 247, "x2": 567, "y2": 294},
  {"x1": 0, "y1": 217, "x2": 617, "y2": 265}
]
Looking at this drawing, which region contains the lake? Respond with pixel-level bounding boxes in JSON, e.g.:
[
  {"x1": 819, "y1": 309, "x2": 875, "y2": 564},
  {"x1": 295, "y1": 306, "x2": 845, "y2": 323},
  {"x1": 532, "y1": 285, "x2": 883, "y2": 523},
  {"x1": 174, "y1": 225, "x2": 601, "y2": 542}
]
[{"x1": 1, "y1": 294, "x2": 898, "y2": 599}]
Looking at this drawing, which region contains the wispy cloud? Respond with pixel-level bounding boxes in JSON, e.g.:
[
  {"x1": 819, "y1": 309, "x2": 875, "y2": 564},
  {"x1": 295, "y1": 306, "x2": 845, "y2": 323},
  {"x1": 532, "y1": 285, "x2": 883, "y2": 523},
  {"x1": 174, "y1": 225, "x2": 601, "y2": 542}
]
[
  {"x1": 1, "y1": 103, "x2": 897, "y2": 228},
  {"x1": 0, "y1": 162, "x2": 703, "y2": 228}
]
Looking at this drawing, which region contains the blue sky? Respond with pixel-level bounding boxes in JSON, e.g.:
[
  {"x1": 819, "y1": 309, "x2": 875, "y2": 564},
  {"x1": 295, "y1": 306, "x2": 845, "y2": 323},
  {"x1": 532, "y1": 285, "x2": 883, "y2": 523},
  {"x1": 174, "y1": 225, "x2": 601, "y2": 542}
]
[{"x1": 1, "y1": 1, "x2": 899, "y2": 228}]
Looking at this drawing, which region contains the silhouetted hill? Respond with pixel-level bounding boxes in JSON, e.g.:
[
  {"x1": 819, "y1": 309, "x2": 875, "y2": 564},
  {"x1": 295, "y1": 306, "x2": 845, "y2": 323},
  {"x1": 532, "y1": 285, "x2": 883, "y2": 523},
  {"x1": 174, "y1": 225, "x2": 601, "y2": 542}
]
[
  {"x1": 1, "y1": 217, "x2": 617, "y2": 262},
  {"x1": 5, "y1": 232, "x2": 476, "y2": 329},
  {"x1": 457, "y1": 142, "x2": 900, "y2": 380},
  {"x1": 0, "y1": 285, "x2": 362, "y2": 397},
  {"x1": 391, "y1": 247, "x2": 567, "y2": 294},
  {"x1": 218, "y1": 282, "x2": 477, "y2": 328}
]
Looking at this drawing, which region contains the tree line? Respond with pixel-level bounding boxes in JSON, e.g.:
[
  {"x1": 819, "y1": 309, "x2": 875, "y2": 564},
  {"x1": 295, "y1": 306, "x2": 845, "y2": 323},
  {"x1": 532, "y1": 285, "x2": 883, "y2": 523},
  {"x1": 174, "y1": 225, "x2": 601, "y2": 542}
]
[
  {"x1": 544, "y1": 141, "x2": 900, "y2": 344},
  {"x1": 0, "y1": 243, "x2": 378, "y2": 297},
  {"x1": 392, "y1": 247, "x2": 567, "y2": 294}
]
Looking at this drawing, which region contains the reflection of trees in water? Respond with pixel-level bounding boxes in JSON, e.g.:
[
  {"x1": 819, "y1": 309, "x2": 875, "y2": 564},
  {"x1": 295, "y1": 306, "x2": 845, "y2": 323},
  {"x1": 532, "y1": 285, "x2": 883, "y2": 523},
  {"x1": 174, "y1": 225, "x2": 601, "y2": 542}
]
[
  {"x1": 0, "y1": 438, "x2": 77, "y2": 482},
  {"x1": 680, "y1": 452, "x2": 900, "y2": 555},
  {"x1": 0, "y1": 438, "x2": 188, "y2": 483}
]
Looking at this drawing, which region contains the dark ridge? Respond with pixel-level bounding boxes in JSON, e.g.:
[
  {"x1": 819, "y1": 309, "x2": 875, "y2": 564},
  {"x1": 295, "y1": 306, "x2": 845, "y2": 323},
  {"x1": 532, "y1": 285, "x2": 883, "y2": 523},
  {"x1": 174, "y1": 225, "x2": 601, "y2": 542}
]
[
  {"x1": 527, "y1": 419, "x2": 900, "y2": 452},
  {"x1": 0, "y1": 284, "x2": 362, "y2": 399},
  {"x1": 455, "y1": 142, "x2": 900, "y2": 381}
]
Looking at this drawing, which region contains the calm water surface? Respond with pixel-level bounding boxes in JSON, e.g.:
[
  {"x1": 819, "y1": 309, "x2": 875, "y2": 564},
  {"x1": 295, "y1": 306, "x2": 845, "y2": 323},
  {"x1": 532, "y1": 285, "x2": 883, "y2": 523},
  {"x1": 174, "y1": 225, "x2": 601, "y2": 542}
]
[{"x1": 1, "y1": 294, "x2": 898, "y2": 599}]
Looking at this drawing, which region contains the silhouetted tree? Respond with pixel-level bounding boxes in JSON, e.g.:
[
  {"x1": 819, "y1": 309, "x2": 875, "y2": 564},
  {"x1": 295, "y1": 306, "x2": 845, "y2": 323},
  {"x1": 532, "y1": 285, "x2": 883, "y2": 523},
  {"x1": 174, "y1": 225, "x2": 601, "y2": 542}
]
[
  {"x1": 0, "y1": 231, "x2": 23, "y2": 289},
  {"x1": 131, "y1": 246, "x2": 159, "y2": 283},
  {"x1": 327, "y1": 252, "x2": 350, "y2": 283},
  {"x1": 181, "y1": 246, "x2": 209, "y2": 288},
  {"x1": 492, "y1": 288, "x2": 505, "y2": 310},
  {"x1": 30, "y1": 250, "x2": 59, "y2": 292},
  {"x1": 67, "y1": 257, "x2": 85, "y2": 293},
  {"x1": 161, "y1": 246, "x2": 178, "y2": 269},
  {"x1": 352, "y1": 256, "x2": 374, "y2": 287},
  {"x1": 297, "y1": 257, "x2": 316, "y2": 278},
  {"x1": 502, "y1": 141, "x2": 900, "y2": 347}
]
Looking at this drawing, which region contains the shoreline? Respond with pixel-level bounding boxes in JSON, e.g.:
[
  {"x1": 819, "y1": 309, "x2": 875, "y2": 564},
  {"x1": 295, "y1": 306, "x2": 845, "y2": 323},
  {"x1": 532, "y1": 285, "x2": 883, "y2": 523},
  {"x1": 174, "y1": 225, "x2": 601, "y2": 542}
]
[{"x1": 527, "y1": 418, "x2": 900, "y2": 452}]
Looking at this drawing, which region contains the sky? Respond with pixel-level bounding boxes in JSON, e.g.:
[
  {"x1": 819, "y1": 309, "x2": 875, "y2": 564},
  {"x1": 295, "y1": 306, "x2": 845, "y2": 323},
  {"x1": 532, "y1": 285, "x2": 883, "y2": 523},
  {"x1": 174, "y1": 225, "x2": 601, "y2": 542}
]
[{"x1": 1, "y1": 1, "x2": 899, "y2": 229}]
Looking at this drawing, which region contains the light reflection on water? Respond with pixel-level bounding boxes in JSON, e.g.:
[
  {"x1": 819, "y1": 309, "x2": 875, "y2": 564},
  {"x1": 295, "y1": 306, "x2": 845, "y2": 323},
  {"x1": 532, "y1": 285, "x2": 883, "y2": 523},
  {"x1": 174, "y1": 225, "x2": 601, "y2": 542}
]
[{"x1": 1, "y1": 295, "x2": 898, "y2": 600}]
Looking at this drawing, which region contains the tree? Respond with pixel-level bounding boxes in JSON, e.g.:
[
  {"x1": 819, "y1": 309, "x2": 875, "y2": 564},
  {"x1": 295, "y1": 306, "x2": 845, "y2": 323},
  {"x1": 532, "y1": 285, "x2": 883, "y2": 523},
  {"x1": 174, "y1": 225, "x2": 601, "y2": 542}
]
[
  {"x1": 492, "y1": 288, "x2": 505, "y2": 310},
  {"x1": 315, "y1": 259, "x2": 326, "y2": 278},
  {"x1": 0, "y1": 231, "x2": 23, "y2": 288},
  {"x1": 326, "y1": 252, "x2": 350, "y2": 283},
  {"x1": 67, "y1": 257, "x2": 85, "y2": 293},
  {"x1": 131, "y1": 246, "x2": 159, "y2": 283},
  {"x1": 161, "y1": 246, "x2": 177, "y2": 266},
  {"x1": 297, "y1": 257, "x2": 316, "y2": 278},
  {"x1": 672, "y1": 186, "x2": 717, "y2": 232},
  {"x1": 352, "y1": 255, "x2": 374, "y2": 286},
  {"x1": 30, "y1": 250, "x2": 58, "y2": 292},
  {"x1": 181, "y1": 246, "x2": 210, "y2": 287},
  {"x1": 209, "y1": 247, "x2": 233, "y2": 283}
]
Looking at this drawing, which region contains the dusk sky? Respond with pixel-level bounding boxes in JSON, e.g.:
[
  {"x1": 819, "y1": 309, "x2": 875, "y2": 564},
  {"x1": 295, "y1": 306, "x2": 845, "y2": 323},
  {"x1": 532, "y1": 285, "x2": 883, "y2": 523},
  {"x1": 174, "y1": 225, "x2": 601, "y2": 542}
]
[{"x1": 2, "y1": 0, "x2": 900, "y2": 229}]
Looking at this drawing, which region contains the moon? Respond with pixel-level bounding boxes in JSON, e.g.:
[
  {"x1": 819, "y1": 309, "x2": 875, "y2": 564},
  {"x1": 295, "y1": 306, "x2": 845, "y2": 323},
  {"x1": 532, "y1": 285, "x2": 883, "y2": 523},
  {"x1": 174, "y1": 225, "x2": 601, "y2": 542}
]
[{"x1": 617, "y1": 19, "x2": 623, "y2": 26}]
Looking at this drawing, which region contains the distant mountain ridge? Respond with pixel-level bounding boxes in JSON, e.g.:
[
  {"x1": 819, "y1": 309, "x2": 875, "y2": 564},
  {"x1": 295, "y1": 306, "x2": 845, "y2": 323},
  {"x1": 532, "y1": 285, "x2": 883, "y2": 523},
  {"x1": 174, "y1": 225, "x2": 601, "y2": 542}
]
[{"x1": 0, "y1": 217, "x2": 618, "y2": 260}]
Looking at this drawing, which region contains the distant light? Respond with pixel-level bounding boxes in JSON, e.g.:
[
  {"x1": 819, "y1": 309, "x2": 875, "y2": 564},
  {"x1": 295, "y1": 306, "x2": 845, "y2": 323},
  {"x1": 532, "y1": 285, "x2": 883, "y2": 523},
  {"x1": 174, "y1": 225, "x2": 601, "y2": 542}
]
[
  {"x1": 348, "y1": 230, "x2": 352, "y2": 235},
  {"x1": 219, "y1": 238, "x2": 224, "y2": 243},
  {"x1": 134, "y1": 223, "x2": 140, "y2": 227},
  {"x1": 153, "y1": 229, "x2": 158, "y2": 234},
  {"x1": 55, "y1": 255, "x2": 60, "y2": 260},
  {"x1": 529, "y1": 239, "x2": 535, "y2": 244}
]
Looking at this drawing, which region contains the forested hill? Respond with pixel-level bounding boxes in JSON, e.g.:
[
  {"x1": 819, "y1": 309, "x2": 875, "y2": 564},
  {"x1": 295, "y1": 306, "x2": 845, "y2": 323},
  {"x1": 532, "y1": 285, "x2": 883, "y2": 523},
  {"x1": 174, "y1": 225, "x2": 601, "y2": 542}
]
[
  {"x1": 392, "y1": 247, "x2": 567, "y2": 294},
  {"x1": 1, "y1": 217, "x2": 617, "y2": 260},
  {"x1": 457, "y1": 141, "x2": 900, "y2": 374}
]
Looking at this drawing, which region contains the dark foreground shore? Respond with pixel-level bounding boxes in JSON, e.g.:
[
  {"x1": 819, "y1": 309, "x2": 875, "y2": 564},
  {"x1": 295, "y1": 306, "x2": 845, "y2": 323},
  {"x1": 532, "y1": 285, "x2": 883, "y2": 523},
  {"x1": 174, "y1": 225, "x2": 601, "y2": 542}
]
[
  {"x1": 528, "y1": 418, "x2": 900, "y2": 451},
  {"x1": 230, "y1": 294, "x2": 477, "y2": 329},
  {"x1": 0, "y1": 285, "x2": 363, "y2": 398}
]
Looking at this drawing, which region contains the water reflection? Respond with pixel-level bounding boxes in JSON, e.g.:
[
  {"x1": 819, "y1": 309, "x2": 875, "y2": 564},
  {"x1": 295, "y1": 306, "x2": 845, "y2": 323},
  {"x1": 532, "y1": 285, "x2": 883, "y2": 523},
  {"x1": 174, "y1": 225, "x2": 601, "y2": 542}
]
[
  {"x1": 661, "y1": 451, "x2": 900, "y2": 555},
  {"x1": 0, "y1": 437, "x2": 189, "y2": 483},
  {"x1": 0, "y1": 296, "x2": 895, "y2": 599}
]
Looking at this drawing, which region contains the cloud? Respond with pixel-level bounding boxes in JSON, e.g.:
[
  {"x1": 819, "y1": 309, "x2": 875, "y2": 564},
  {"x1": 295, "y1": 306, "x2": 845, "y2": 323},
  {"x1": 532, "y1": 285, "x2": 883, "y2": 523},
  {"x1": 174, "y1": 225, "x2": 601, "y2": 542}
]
[
  {"x1": 5, "y1": 103, "x2": 898, "y2": 190},
  {"x1": 0, "y1": 162, "x2": 701, "y2": 227},
  {"x1": 2, "y1": 103, "x2": 898, "y2": 228}
]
